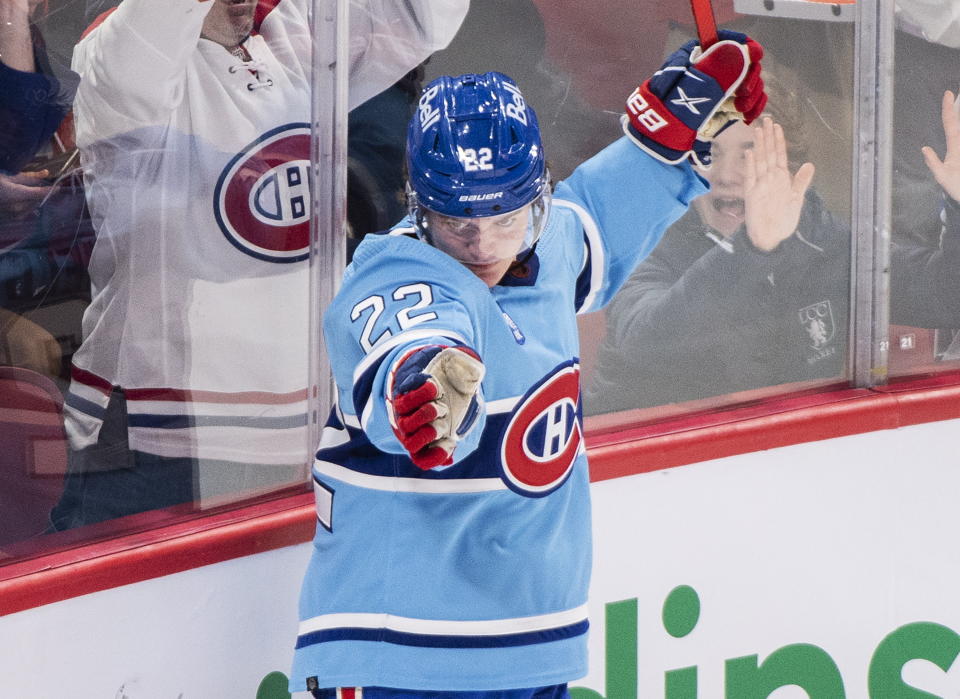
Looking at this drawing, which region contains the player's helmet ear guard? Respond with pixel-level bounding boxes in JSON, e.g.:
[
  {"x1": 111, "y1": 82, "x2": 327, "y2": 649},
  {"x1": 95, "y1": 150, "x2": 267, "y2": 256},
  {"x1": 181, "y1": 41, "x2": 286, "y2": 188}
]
[{"x1": 406, "y1": 72, "x2": 552, "y2": 257}]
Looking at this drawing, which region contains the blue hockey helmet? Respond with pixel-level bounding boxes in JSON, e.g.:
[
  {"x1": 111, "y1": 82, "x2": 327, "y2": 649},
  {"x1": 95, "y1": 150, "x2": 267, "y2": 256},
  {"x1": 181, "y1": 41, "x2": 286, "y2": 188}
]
[{"x1": 406, "y1": 72, "x2": 551, "y2": 256}]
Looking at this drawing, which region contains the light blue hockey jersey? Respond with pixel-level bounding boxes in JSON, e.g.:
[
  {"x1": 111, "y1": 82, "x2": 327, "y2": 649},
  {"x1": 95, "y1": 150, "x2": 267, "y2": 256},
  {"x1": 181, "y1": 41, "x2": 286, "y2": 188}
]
[{"x1": 291, "y1": 136, "x2": 707, "y2": 692}]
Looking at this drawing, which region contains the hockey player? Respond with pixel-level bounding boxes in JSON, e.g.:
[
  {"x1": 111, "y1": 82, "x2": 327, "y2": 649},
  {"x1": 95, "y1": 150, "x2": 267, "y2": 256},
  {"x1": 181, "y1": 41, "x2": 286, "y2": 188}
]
[
  {"x1": 291, "y1": 31, "x2": 766, "y2": 697},
  {"x1": 49, "y1": 0, "x2": 468, "y2": 530}
]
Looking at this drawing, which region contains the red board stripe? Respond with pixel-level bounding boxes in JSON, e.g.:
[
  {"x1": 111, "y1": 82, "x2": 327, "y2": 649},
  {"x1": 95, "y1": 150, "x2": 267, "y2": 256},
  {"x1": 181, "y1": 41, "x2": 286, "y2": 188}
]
[
  {"x1": 0, "y1": 495, "x2": 316, "y2": 616},
  {"x1": 2, "y1": 373, "x2": 960, "y2": 616}
]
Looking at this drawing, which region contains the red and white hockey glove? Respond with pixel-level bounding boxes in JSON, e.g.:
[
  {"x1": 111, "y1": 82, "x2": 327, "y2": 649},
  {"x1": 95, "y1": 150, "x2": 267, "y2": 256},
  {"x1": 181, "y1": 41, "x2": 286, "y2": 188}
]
[
  {"x1": 388, "y1": 345, "x2": 485, "y2": 470},
  {"x1": 624, "y1": 30, "x2": 767, "y2": 167}
]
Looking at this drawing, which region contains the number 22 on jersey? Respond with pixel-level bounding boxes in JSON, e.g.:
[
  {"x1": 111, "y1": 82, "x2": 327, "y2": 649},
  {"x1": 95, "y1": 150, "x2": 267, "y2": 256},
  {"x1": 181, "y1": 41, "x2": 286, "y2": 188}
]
[{"x1": 349, "y1": 283, "x2": 438, "y2": 353}]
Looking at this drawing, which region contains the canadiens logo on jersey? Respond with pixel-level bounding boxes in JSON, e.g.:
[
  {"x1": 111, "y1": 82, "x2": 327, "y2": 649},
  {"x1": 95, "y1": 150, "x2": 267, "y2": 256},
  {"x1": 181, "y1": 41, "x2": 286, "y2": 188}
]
[
  {"x1": 500, "y1": 361, "x2": 582, "y2": 497},
  {"x1": 214, "y1": 123, "x2": 311, "y2": 263}
]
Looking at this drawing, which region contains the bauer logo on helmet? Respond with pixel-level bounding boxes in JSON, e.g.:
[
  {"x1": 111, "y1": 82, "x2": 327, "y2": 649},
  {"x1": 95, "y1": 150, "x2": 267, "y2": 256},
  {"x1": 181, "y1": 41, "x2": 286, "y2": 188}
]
[{"x1": 458, "y1": 192, "x2": 504, "y2": 202}]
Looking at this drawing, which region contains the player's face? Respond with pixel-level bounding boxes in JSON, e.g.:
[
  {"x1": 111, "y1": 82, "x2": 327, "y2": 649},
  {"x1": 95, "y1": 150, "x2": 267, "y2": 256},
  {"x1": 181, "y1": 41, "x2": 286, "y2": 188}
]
[
  {"x1": 693, "y1": 121, "x2": 754, "y2": 239},
  {"x1": 202, "y1": 0, "x2": 257, "y2": 48},
  {"x1": 426, "y1": 206, "x2": 532, "y2": 287}
]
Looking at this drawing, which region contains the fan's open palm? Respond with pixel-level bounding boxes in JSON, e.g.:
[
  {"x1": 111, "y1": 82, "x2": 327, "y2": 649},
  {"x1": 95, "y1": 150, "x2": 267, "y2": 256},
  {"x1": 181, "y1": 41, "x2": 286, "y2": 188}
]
[
  {"x1": 744, "y1": 117, "x2": 815, "y2": 252},
  {"x1": 922, "y1": 90, "x2": 960, "y2": 204}
]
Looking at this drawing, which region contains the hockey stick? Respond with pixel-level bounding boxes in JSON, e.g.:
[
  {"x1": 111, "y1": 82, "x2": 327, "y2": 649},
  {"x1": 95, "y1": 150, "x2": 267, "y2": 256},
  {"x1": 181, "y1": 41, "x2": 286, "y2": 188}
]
[{"x1": 689, "y1": 0, "x2": 719, "y2": 48}]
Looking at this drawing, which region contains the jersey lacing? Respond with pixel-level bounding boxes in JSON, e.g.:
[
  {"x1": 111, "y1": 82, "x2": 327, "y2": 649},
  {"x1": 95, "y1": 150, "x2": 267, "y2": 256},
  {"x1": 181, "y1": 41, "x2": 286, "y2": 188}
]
[{"x1": 228, "y1": 60, "x2": 274, "y2": 91}]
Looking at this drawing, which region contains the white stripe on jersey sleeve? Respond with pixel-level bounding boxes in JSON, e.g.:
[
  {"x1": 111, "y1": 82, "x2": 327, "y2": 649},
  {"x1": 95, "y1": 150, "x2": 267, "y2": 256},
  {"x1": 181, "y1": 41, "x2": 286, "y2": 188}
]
[
  {"x1": 553, "y1": 199, "x2": 606, "y2": 315},
  {"x1": 318, "y1": 423, "x2": 351, "y2": 449},
  {"x1": 485, "y1": 396, "x2": 522, "y2": 415},
  {"x1": 357, "y1": 328, "x2": 470, "y2": 432},
  {"x1": 353, "y1": 327, "x2": 469, "y2": 386}
]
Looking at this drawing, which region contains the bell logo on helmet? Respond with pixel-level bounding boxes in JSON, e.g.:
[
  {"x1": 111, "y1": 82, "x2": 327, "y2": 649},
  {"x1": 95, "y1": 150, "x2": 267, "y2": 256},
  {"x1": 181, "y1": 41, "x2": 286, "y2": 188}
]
[
  {"x1": 418, "y1": 85, "x2": 441, "y2": 132},
  {"x1": 214, "y1": 123, "x2": 311, "y2": 263},
  {"x1": 503, "y1": 81, "x2": 529, "y2": 126}
]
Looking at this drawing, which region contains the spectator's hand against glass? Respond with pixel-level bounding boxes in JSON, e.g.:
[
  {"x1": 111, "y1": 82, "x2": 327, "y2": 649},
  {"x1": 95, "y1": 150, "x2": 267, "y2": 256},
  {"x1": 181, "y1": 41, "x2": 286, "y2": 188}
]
[
  {"x1": 921, "y1": 90, "x2": 960, "y2": 204},
  {"x1": 743, "y1": 116, "x2": 815, "y2": 252},
  {"x1": 0, "y1": 171, "x2": 52, "y2": 219}
]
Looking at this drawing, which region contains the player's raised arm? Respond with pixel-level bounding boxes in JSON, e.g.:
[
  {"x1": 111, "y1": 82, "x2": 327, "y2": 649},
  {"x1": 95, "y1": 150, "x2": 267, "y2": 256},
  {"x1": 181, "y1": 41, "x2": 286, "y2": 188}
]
[{"x1": 551, "y1": 30, "x2": 767, "y2": 314}]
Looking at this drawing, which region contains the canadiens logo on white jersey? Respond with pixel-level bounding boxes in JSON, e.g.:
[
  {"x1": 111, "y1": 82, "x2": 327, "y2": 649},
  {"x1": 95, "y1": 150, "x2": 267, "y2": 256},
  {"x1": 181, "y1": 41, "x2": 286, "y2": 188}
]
[
  {"x1": 214, "y1": 123, "x2": 311, "y2": 263},
  {"x1": 500, "y1": 361, "x2": 582, "y2": 497}
]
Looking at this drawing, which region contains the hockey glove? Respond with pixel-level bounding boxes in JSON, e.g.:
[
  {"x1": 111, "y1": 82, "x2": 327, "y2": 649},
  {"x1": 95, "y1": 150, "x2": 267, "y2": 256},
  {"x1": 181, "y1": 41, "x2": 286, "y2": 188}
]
[
  {"x1": 624, "y1": 30, "x2": 767, "y2": 167},
  {"x1": 388, "y1": 345, "x2": 485, "y2": 470}
]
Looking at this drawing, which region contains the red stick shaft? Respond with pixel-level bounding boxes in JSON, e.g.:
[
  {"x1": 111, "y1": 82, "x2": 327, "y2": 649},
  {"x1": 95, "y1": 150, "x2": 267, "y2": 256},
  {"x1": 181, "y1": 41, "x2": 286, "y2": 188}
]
[{"x1": 690, "y1": 0, "x2": 719, "y2": 48}]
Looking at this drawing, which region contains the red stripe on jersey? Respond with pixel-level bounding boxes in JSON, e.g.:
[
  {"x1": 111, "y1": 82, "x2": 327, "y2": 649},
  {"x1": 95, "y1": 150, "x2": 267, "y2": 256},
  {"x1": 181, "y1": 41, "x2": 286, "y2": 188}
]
[
  {"x1": 70, "y1": 365, "x2": 113, "y2": 395},
  {"x1": 80, "y1": 7, "x2": 118, "y2": 40},
  {"x1": 254, "y1": 0, "x2": 283, "y2": 31},
  {"x1": 69, "y1": 366, "x2": 308, "y2": 405},
  {"x1": 123, "y1": 386, "x2": 308, "y2": 405}
]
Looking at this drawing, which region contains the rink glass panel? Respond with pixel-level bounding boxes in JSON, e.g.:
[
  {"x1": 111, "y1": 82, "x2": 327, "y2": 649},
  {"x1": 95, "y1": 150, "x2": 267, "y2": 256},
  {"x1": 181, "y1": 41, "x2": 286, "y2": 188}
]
[
  {"x1": 885, "y1": 17, "x2": 960, "y2": 380},
  {"x1": 0, "y1": 0, "x2": 337, "y2": 558},
  {"x1": 0, "y1": 0, "x2": 952, "y2": 564},
  {"x1": 430, "y1": 2, "x2": 859, "y2": 426}
]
